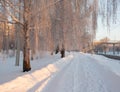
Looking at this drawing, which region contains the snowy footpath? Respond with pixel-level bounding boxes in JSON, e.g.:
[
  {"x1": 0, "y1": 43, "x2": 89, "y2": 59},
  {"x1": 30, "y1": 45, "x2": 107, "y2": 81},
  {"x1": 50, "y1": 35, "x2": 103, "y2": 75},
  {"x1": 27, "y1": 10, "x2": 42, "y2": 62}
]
[{"x1": 0, "y1": 52, "x2": 120, "y2": 92}]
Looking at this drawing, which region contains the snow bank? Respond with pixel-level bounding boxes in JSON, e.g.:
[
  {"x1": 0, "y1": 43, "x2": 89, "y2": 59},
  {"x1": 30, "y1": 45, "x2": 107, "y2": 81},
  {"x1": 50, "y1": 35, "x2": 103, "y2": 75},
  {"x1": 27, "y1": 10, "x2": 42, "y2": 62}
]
[
  {"x1": 0, "y1": 54, "x2": 73, "y2": 92},
  {"x1": 79, "y1": 53, "x2": 120, "y2": 92},
  {"x1": 86, "y1": 54, "x2": 120, "y2": 76}
]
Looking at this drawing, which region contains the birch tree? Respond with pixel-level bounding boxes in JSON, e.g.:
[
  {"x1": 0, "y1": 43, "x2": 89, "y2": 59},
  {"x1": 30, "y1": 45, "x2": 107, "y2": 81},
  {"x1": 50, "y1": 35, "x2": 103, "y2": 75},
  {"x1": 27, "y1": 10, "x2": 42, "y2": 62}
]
[
  {"x1": 0, "y1": 0, "x2": 119, "y2": 72},
  {"x1": 0, "y1": 0, "x2": 32, "y2": 72}
]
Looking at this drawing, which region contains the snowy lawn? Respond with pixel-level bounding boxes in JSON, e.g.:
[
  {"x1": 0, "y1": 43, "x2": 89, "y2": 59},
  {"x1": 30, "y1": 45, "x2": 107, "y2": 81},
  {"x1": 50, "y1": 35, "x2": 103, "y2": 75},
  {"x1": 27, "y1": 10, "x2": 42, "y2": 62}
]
[
  {"x1": 0, "y1": 52, "x2": 120, "y2": 92},
  {"x1": 0, "y1": 52, "x2": 73, "y2": 92}
]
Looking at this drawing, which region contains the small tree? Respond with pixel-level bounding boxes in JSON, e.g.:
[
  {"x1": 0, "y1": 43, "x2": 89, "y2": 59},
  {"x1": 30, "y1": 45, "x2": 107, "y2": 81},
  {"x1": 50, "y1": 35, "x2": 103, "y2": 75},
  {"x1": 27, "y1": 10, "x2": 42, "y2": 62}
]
[
  {"x1": 55, "y1": 45, "x2": 59, "y2": 54},
  {"x1": 60, "y1": 44, "x2": 65, "y2": 58}
]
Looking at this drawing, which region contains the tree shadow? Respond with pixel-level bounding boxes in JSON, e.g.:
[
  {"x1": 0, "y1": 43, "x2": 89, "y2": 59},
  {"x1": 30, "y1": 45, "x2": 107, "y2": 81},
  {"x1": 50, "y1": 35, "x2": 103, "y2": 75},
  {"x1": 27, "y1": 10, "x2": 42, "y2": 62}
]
[
  {"x1": 27, "y1": 76, "x2": 50, "y2": 92},
  {"x1": 0, "y1": 54, "x2": 59, "y2": 85}
]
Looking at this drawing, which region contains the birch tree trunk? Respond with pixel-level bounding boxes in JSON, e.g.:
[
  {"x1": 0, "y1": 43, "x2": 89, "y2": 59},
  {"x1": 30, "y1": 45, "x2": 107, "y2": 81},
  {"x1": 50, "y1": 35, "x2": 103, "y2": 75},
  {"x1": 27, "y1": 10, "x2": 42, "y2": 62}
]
[
  {"x1": 15, "y1": 0, "x2": 21, "y2": 66},
  {"x1": 23, "y1": 22, "x2": 31, "y2": 72},
  {"x1": 23, "y1": 0, "x2": 31, "y2": 72},
  {"x1": 15, "y1": 23, "x2": 20, "y2": 66}
]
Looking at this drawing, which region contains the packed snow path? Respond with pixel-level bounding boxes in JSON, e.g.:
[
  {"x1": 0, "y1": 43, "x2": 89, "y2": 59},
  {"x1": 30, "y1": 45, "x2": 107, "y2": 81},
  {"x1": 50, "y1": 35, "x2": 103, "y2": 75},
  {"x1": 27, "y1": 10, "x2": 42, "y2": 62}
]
[
  {"x1": 0, "y1": 52, "x2": 120, "y2": 92},
  {"x1": 42, "y1": 53, "x2": 120, "y2": 92}
]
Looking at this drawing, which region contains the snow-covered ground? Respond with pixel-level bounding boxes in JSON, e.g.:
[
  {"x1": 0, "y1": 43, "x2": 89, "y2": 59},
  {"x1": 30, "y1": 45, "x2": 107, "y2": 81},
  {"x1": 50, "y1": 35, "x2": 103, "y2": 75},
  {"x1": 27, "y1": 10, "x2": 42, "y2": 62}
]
[{"x1": 0, "y1": 52, "x2": 120, "y2": 92}]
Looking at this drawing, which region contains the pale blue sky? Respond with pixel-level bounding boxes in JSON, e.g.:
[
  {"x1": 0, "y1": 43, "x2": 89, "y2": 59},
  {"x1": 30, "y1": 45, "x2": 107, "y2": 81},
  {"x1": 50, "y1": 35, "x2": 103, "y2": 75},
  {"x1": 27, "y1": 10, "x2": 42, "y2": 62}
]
[
  {"x1": 96, "y1": 19, "x2": 120, "y2": 41},
  {"x1": 96, "y1": 1, "x2": 120, "y2": 41},
  {"x1": 96, "y1": 11, "x2": 120, "y2": 41}
]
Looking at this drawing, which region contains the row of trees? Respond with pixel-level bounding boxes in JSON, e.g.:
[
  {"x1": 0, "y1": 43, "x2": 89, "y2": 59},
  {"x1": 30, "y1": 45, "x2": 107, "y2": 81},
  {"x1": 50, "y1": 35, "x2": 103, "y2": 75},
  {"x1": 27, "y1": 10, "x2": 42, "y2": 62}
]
[{"x1": 0, "y1": 0, "x2": 119, "y2": 72}]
